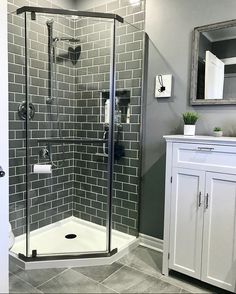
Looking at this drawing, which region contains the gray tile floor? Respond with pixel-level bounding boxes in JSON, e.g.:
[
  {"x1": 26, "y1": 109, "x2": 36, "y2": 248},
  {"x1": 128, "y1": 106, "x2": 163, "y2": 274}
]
[{"x1": 9, "y1": 246, "x2": 230, "y2": 293}]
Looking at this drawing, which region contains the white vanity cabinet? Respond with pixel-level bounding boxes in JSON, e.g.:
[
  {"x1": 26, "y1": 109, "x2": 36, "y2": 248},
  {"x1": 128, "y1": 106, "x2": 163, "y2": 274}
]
[{"x1": 163, "y1": 136, "x2": 236, "y2": 293}]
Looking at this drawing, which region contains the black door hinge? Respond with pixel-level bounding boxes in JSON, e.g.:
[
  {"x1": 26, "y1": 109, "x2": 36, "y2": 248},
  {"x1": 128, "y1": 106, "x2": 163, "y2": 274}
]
[{"x1": 32, "y1": 249, "x2": 37, "y2": 258}]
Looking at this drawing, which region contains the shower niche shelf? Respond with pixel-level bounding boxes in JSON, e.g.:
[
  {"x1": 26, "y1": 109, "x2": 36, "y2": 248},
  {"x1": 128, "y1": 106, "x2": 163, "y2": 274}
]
[
  {"x1": 95, "y1": 153, "x2": 109, "y2": 157},
  {"x1": 101, "y1": 90, "x2": 131, "y2": 124}
]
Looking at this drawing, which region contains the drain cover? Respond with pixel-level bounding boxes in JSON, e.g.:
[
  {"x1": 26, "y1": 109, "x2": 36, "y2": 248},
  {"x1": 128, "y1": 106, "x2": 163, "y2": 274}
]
[{"x1": 65, "y1": 234, "x2": 77, "y2": 239}]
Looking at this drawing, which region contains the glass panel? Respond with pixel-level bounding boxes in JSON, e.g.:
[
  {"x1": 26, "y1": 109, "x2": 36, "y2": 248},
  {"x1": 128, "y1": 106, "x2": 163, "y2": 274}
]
[
  {"x1": 73, "y1": 16, "x2": 114, "y2": 254},
  {"x1": 25, "y1": 11, "x2": 114, "y2": 257},
  {"x1": 112, "y1": 1, "x2": 145, "y2": 250},
  {"x1": 9, "y1": 3, "x2": 143, "y2": 260},
  {"x1": 8, "y1": 11, "x2": 27, "y2": 257}
]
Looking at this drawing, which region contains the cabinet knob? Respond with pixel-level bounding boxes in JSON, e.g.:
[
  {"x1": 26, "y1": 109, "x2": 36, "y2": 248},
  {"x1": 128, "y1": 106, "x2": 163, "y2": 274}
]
[{"x1": 0, "y1": 166, "x2": 6, "y2": 178}]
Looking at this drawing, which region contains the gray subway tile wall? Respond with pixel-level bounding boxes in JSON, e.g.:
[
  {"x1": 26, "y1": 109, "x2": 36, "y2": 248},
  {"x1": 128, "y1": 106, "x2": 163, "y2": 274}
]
[
  {"x1": 8, "y1": 0, "x2": 145, "y2": 243},
  {"x1": 73, "y1": 0, "x2": 145, "y2": 236},
  {"x1": 9, "y1": 2, "x2": 27, "y2": 237},
  {"x1": 8, "y1": 0, "x2": 76, "y2": 237},
  {"x1": 26, "y1": 12, "x2": 76, "y2": 233}
]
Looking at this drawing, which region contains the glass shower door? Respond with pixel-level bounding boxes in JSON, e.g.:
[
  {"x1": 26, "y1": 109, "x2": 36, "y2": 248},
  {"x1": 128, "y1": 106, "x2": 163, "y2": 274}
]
[
  {"x1": 24, "y1": 10, "x2": 117, "y2": 258},
  {"x1": 111, "y1": 18, "x2": 144, "y2": 250}
]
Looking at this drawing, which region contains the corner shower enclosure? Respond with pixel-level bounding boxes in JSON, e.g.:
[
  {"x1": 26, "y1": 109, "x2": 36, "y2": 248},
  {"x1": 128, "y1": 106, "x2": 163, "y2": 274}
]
[{"x1": 9, "y1": 3, "x2": 144, "y2": 268}]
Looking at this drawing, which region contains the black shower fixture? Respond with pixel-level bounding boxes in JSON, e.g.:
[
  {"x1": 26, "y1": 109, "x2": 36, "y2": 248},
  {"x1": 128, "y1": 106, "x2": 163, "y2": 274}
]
[
  {"x1": 68, "y1": 46, "x2": 81, "y2": 65},
  {"x1": 53, "y1": 37, "x2": 81, "y2": 65},
  {"x1": 53, "y1": 37, "x2": 80, "y2": 43}
]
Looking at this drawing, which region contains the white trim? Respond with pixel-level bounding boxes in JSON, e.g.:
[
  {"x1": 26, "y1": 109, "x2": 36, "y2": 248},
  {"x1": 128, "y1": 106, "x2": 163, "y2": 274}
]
[
  {"x1": 164, "y1": 135, "x2": 236, "y2": 145},
  {"x1": 139, "y1": 234, "x2": 163, "y2": 252},
  {"x1": 162, "y1": 139, "x2": 173, "y2": 276}
]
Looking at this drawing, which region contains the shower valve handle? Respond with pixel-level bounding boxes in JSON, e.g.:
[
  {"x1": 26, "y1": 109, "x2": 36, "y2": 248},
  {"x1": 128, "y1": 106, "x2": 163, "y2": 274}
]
[{"x1": 0, "y1": 166, "x2": 5, "y2": 178}]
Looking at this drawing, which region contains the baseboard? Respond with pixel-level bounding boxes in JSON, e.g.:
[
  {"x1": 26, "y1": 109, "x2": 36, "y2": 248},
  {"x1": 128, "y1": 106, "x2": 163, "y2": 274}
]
[{"x1": 139, "y1": 233, "x2": 163, "y2": 252}]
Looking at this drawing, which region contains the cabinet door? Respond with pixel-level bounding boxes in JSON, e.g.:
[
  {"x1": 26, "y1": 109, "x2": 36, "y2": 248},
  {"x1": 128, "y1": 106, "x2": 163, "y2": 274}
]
[
  {"x1": 202, "y1": 172, "x2": 236, "y2": 292},
  {"x1": 169, "y1": 168, "x2": 205, "y2": 279}
]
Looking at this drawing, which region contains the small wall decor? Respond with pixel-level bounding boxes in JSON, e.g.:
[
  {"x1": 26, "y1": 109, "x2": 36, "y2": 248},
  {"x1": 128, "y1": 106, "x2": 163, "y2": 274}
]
[{"x1": 155, "y1": 74, "x2": 172, "y2": 98}]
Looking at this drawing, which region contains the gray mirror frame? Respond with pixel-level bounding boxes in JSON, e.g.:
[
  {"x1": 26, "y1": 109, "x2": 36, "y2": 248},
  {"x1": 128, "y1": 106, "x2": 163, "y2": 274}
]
[{"x1": 190, "y1": 19, "x2": 236, "y2": 105}]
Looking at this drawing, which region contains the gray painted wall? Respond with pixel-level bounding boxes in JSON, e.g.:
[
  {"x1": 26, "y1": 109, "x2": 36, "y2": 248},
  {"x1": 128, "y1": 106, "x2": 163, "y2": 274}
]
[
  {"x1": 73, "y1": 0, "x2": 113, "y2": 10},
  {"x1": 53, "y1": 0, "x2": 75, "y2": 9},
  {"x1": 140, "y1": 0, "x2": 236, "y2": 239}
]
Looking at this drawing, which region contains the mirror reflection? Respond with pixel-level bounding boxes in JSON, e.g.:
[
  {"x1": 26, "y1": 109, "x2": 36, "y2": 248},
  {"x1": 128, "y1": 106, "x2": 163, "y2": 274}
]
[{"x1": 190, "y1": 20, "x2": 236, "y2": 105}]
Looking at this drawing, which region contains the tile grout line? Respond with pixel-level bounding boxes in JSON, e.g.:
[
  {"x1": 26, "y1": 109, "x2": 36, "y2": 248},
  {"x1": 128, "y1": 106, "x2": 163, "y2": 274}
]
[
  {"x1": 70, "y1": 264, "x2": 125, "y2": 286},
  {"x1": 119, "y1": 261, "x2": 163, "y2": 280},
  {"x1": 100, "y1": 264, "x2": 140, "y2": 294},
  {"x1": 98, "y1": 281, "x2": 120, "y2": 294},
  {"x1": 98, "y1": 266, "x2": 124, "y2": 294},
  {"x1": 9, "y1": 272, "x2": 43, "y2": 293},
  {"x1": 159, "y1": 275, "x2": 208, "y2": 294},
  {"x1": 117, "y1": 270, "x2": 184, "y2": 294},
  {"x1": 100, "y1": 264, "x2": 126, "y2": 284},
  {"x1": 126, "y1": 264, "x2": 197, "y2": 293},
  {"x1": 119, "y1": 255, "x2": 214, "y2": 293},
  {"x1": 68, "y1": 267, "x2": 120, "y2": 293},
  {"x1": 35, "y1": 268, "x2": 69, "y2": 289},
  {"x1": 99, "y1": 262, "x2": 169, "y2": 294}
]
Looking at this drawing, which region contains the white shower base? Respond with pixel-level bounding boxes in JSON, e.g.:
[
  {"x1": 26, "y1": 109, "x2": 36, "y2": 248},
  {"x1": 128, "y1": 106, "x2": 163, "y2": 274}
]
[{"x1": 10, "y1": 217, "x2": 138, "y2": 270}]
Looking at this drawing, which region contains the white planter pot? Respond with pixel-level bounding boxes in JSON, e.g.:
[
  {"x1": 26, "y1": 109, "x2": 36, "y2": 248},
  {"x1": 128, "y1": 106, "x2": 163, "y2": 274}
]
[
  {"x1": 184, "y1": 125, "x2": 196, "y2": 136},
  {"x1": 213, "y1": 131, "x2": 223, "y2": 137}
]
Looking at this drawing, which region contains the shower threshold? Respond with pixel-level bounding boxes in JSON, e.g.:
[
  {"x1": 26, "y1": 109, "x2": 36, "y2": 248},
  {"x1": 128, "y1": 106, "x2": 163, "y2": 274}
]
[{"x1": 10, "y1": 217, "x2": 138, "y2": 270}]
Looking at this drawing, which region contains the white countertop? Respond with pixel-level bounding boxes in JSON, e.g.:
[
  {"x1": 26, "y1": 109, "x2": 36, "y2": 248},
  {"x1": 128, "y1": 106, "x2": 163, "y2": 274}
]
[{"x1": 164, "y1": 135, "x2": 236, "y2": 145}]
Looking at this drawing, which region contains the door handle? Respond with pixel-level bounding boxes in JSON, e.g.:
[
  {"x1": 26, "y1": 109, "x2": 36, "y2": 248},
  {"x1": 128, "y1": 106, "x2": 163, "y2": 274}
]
[
  {"x1": 197, "y1": 147, "x2": 214, "y2": 152},
  {"x1": 0, "y1": 166, "x2": 6, "y2": 178},
  {"x1": 205, "y1": 193, "x2": 209, "y2": 209},
  {"x1": 198, "y1": 192, "x2": 202, "y2": 207}
]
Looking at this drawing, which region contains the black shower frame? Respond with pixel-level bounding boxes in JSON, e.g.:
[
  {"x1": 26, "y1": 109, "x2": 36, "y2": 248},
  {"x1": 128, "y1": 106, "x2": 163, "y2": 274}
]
[
  {"x1": 17, "y1": 6, "x2": 123, "y2": 262},
  {"x1": 16, "y1": 6, "x2": 124, "y2": 23}
]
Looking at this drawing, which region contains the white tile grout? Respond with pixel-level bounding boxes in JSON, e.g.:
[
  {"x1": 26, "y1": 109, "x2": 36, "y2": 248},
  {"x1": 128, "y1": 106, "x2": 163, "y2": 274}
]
[
  {"x1": 9, "y1": 272, "x2": 43, "y2": 293},
  {"x1": 71, "y1": 268, "x2": 120, "y2": 294},
  {"x1": 100, "y1": 264, "x2": 126, "y2": 284},
  {"x1": 35, "y1": 268, "x2": 69, "y2": 289}
]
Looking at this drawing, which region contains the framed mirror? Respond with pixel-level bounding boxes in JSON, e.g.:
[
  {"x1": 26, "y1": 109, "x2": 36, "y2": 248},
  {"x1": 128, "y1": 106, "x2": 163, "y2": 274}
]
[{"x1": 190, "y1": 19, "x2": 236, "y2": 105}]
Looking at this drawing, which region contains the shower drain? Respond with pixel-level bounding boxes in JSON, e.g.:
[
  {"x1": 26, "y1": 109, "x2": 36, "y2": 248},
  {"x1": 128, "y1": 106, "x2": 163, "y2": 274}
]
[{"x1": 65, "y1": 234, "x2": 77, "y2": 239}]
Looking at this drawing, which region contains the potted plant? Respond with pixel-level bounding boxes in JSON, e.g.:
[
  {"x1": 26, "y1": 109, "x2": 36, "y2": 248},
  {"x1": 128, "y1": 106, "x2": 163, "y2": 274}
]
[
  {"x1": 183, "y1": 112, "x2": 199, "y2": 136},
  {"x1": 213, "y1": 127, "x2": 223, "y2": 137}
]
